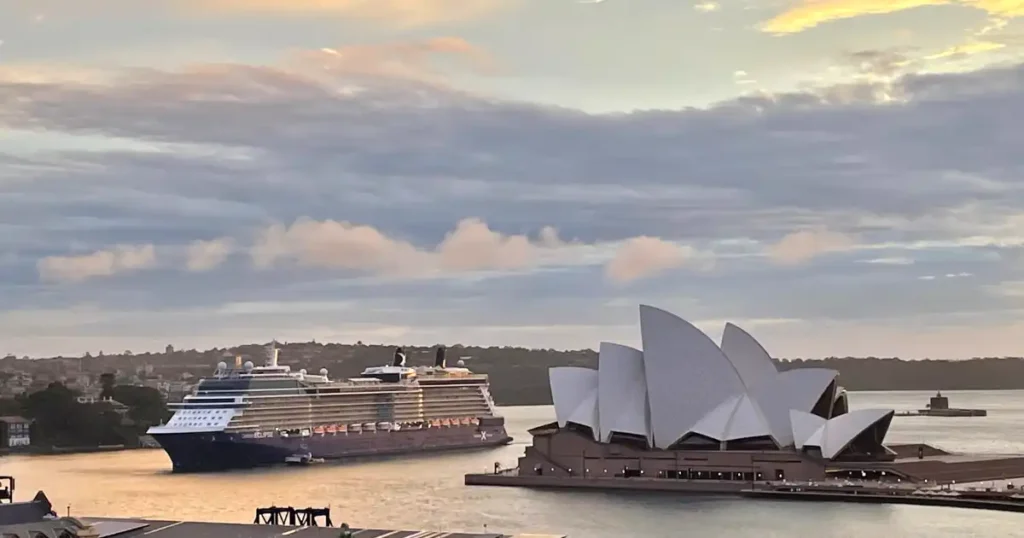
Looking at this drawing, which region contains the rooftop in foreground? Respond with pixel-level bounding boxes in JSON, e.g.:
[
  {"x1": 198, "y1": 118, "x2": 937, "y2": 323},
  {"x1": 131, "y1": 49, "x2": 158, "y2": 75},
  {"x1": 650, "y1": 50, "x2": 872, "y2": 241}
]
[{"x1": 83, "y1": 518, "x2": 563, "y2": 538}]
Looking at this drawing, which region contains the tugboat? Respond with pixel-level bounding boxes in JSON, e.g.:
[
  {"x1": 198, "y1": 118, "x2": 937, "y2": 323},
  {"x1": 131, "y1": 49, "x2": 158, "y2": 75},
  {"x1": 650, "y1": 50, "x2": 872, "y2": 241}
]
[{"x1": 897, "y1": 391, "x2": 987, "y2": 417}]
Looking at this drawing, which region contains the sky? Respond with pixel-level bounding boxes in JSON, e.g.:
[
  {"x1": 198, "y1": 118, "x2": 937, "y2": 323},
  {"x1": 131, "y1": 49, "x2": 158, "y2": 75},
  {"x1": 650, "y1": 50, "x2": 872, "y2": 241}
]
[{"x1": 2, "y1": 0, "x2": 1024, "y2": 360}]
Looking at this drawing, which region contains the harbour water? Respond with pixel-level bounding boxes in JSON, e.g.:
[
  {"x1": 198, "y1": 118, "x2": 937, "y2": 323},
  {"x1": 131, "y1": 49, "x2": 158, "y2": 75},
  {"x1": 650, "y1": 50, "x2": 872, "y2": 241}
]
[{"x1": 3, "y1": 390, "x2": 1024, "y2": 537}]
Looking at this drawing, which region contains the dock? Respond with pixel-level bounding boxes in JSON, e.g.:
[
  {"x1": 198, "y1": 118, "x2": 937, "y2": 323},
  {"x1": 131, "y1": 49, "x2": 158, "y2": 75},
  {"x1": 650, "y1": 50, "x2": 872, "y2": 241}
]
[
  {"x1": 740, "y1": 484, "x2": 1024, "y2": 513},
  {"x1": 82, "y1": 518, "x2": 556, "y2": 538}
]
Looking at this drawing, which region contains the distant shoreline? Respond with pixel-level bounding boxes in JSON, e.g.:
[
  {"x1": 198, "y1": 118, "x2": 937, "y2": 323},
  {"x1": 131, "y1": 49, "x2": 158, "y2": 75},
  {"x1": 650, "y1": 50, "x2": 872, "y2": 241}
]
[{"x1": 491, "y1": 387, "x2": 1020, "y2": 407}]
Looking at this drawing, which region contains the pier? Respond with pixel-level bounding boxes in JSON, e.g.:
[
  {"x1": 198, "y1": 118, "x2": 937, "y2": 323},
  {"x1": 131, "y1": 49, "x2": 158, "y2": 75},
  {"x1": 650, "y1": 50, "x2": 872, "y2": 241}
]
[{"x1": 741, "y1": 483, "x2": 1024, "y2": 513}]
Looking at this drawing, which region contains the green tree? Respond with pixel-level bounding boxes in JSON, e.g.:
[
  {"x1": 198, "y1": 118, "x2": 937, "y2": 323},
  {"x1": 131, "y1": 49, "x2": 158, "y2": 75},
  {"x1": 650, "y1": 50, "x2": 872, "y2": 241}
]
[
  {"x1": 19, "y1": 382, "x2": 125, "y2": 448},
  {"x1": 99, "y1": 373, "x2": 116, "y2": 399},
  {"x1": 111, "y1": 385, "x2": 170, "y2": 427}
]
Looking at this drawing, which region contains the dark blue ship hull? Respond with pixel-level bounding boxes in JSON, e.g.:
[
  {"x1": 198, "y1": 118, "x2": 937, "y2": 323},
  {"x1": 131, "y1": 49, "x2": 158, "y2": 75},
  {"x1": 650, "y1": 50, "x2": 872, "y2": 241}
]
[{"x1": 151, "y1": 422, "x2": 512, "y2": 473}]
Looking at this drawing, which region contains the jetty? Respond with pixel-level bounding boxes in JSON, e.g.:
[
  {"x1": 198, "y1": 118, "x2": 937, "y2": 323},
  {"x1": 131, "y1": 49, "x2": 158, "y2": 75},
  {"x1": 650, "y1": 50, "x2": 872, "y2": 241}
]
[{"x1": 895, "y1": 391, "x2": 987, "y2": 417}]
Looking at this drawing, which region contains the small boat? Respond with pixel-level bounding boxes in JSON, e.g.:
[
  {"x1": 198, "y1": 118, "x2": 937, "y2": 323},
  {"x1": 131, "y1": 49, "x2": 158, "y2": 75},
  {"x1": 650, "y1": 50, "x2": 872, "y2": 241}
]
[{"x1": 284, "y1": 453, "x2": 324, "y2": 466}]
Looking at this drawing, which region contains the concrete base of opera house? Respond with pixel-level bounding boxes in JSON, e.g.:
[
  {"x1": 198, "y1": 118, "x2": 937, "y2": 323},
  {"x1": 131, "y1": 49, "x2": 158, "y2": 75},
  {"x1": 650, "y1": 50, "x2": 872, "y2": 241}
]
[
  {"x1": 466, "y1": 427, "x2": 1024, "y2": 511},
  {"x1": 465, "y1": 473, "x2": 1024, "y2": 513}
]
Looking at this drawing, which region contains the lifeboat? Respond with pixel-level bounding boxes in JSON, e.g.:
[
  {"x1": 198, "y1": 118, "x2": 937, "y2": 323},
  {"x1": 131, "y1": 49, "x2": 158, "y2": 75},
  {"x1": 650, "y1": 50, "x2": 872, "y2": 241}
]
[
  {"x1": 338, "y1": 424, "x2": 348, "y2": 434},
  {"x1": 325, "y1": 425, "x2": 337, "y2": 434},
  {"x1": 313, "y1": 426, "x2": 325, "y2": 435}
]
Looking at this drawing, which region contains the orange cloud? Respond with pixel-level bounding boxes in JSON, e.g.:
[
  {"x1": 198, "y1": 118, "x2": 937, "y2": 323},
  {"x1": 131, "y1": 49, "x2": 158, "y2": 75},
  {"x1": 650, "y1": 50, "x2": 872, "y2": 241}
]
[
  {"x1": 767, "y1": 229, "x2": 857, "y2": 265},
  {"x1": 197, "y1": 0, "x2": 509, "y2": 25},
  {"x1": 250, "y1": 217, "x2": 573, "y2": 278},
  {"x1": 925, "y1": 39, "x2": 1006, "y2": 59},
  {"x1": 293, "y1": 37, "x2": 494, "y2": 81},
  {"x1": 763, "y1": 0, "x2": 1024, "y2": 35},
  {"x1": 604, "y1": 236, "x2": 704, "y2": 283},
  {"x1": 38, "y1": 245, "x2": 157, "y2": 283},
  {"x1": 186, "y1": 237, "x2": 235, "y2": 272}
]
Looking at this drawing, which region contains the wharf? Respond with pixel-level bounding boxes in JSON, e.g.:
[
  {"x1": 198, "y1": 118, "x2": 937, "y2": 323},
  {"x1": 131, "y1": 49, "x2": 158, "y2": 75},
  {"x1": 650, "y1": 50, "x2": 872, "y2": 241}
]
[
  {"x1": 465, "y1": 474, "x2": 1024, "y2": 514},
  {"x1": 741, "y1": 487, "x2": 1024, "y2": 513},
  {"x1": 82, "y1": 518, "x2": 561, "y2": 538}
]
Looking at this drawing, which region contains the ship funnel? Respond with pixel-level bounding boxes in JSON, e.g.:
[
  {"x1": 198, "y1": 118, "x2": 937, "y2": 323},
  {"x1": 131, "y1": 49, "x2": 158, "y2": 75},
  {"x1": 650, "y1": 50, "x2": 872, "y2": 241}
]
[
  {"x1": 435, "y1": 346, "x2": 446, "y2": 368},
  {"x1": 393, "y1": 347, "x2": 406, "y2": 367},
  {"x1": 235, "y1": 355, "x2": 242, "y2": 368}
]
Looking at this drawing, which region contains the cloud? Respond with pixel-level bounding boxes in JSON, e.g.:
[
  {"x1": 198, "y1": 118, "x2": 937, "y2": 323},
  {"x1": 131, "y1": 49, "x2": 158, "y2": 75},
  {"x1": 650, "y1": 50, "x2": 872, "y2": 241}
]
[
  {"x1": 925, "y1": 40, "x2": 1006, "y2": 60},
  {"x1": 858, "y1": 256, "x2": 915, "y2": 265},
  {"x1": 920, "y1": 272, "x2": 974, "y2": 280},
  {"x1": 762, "y1": 0, "x2": 1024, "y2": 35},
  {"x1": 292, "y1": 37, "x2": 494, "y2": 82},
  {"x1": 189, "y1": 0, "x2": 510, "y2": 25},
  {"x1": 38, "y1": 245, "x2": 157, "y2": 283},
  {"x1": 251, "y1": 217, "x2": 558, "y2": 277},
  {"x1": 186, "y1": 238, "x2": 235, "y2": 272},
  {"x1": 767, "y1": 229, "x2": 858, "y2": 265},
  {"x1": 694, "y1": 1, "x2": 720, "y2": 12},
  {"x1": 605, "y1": 237, "x2": 705, "y2": 283},
  {"x1": 5, "y1": 48, "x2": 1024, "y2": 356}
]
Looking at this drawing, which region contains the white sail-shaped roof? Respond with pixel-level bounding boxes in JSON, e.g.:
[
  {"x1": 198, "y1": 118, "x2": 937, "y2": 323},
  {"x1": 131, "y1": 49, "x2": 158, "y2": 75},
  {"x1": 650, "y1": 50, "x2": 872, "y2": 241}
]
[
  {"x1": 597, "y1": 342, "x2": 650, "y2": 444},
  {"x1": 639, "y1": 305, "x2": 747, "y2": 448},
  {"x1": 833, "y1": 387, "x2": 850, "y2": 417},
  {"x1": 804, "y1": 408, "x2": 895, "y2": 459},
  {"x1": 546, "y1": 304, "x2": 893, "y2": 455},
  {"x1": 720, "y1": 323, "x2": 779, "y2": 389},
  {"x1": 688, "y1": 392, "x2": 774, "y2": 443},
  {"x1": 549, "y1": 367, "x2": 600, "y2": 441},
  {"x1": 789, "y1": 410, "x2": 826, "y2": 449},
  {"x1": 748, "y1": 368, "x2": 838, "y2": 447}
]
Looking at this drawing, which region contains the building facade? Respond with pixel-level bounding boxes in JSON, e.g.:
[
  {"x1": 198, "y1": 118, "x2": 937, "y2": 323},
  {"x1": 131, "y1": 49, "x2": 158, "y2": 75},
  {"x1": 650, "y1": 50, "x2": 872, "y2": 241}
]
[{"x1": 0, "y1": 416, "x2": 32, "y2": 448}]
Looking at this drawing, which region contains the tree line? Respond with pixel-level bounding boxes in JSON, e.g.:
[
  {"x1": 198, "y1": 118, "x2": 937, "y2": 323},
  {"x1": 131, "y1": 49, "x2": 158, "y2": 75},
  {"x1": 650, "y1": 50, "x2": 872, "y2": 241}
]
[
  {"x1": 7, "y1": 342, "x2": 1024, "y2": 406},
  {"x1": 0, "y1": 379, "x2": 169, "y2": 450}
]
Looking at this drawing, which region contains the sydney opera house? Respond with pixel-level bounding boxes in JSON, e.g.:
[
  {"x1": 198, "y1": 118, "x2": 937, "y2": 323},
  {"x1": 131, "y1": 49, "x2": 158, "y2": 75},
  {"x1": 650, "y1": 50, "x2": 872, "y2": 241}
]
[{"x1": 469, "y1": 305, "x2": 1024, "y2": 490}]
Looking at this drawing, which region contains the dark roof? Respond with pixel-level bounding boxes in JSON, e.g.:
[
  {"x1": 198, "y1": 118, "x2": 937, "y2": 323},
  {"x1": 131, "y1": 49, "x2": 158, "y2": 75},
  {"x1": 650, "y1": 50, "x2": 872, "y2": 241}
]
[{"x1": 0, "y1": 491, "x2": 54, "y2": 525}]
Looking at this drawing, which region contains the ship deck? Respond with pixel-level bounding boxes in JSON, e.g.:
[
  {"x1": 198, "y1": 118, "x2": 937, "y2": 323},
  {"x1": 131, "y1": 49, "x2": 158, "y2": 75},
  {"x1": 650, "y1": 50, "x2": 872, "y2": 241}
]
[{"x1": 83, "y1": 517, "x2": 559, "y2": 538}]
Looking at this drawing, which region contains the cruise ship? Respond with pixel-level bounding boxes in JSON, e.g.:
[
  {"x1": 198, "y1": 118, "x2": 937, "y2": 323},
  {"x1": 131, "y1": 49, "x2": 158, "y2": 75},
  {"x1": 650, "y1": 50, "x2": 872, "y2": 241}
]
[{"x1": 147, "y1": 344, "x2": 513, "y2": 472}]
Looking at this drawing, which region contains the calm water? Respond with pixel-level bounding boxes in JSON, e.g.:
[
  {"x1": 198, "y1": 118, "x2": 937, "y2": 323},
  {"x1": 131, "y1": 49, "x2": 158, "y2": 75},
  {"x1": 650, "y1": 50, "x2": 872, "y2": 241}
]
[{"x1": 3, "y1": 391, "x2": 1024, "y2": 537}]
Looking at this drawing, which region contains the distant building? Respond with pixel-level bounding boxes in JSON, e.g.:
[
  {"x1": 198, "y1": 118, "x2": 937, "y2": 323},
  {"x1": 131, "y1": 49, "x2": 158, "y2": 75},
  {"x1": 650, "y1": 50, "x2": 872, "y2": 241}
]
[{"x1": 0, "y1": 416, "x2": 32, "y2": 448}]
